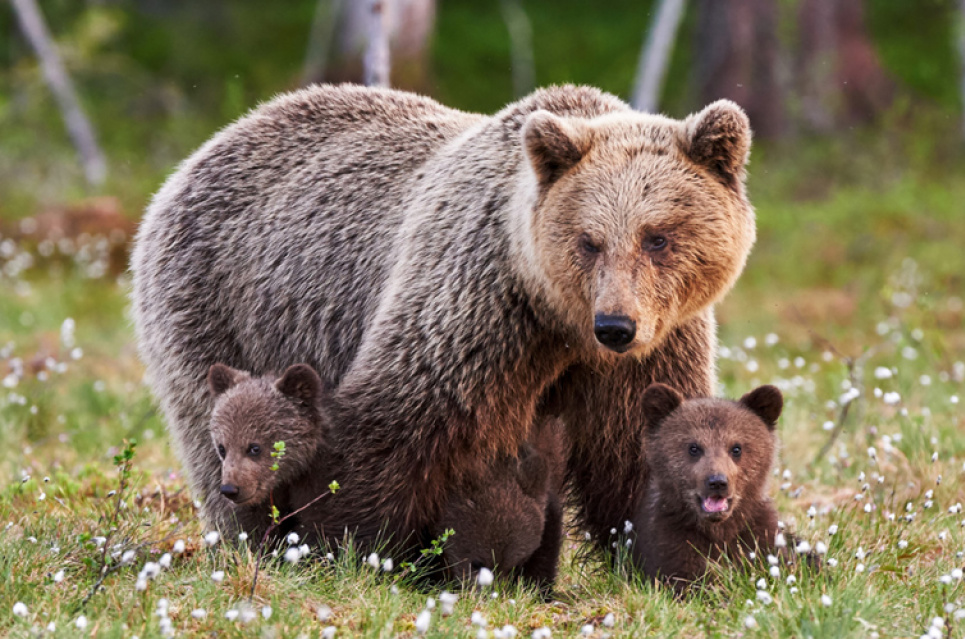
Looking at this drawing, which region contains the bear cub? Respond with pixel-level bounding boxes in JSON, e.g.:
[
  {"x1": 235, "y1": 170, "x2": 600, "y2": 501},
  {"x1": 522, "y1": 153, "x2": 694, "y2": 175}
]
[
  {"x1": 631, "y1": 383, "x2": 811, "y2": 591},
  {"x1": 433, "y1": 417, "x2": 566, "y2": 590},
  {"x1": 209, "y1": 361, "x2": 565, "y2": 587},
  {"x1": 207, "y1": 363, "x2": 334, "y2": 540}
]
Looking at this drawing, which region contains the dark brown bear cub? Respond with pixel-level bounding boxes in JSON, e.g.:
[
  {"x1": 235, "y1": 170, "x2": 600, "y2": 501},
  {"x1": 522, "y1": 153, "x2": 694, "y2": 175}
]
[
  {"x1": 433, "y1": 418, "x2": 566, "y2": 590},
  {"x1": 631, "y1": 383, "x2": 794, "y2": 591},
  {"x1": 207, "y1": 363, "x2": 333, "y2": 539}
]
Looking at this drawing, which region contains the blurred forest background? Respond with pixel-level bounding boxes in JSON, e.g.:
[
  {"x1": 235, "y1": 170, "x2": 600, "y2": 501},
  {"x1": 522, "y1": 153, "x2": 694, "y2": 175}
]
[{"x1": 1, "y1": 0, "x2": 963, "y2": 347}]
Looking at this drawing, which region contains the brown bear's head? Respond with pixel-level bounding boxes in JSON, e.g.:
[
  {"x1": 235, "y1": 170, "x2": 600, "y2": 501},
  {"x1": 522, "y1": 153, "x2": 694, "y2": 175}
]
[
  {"x1": 519, "y1": 101, "x2": 755, "y2": 357},
  {"x1": 434, "y1": 442, "x2": 551, "y2": 583},
  {"x1": 641, "y1": 383, "x2": 781, "y2": 527},
  {"x1": 207, "y1": 363, "x2": 332, "y2": 507}
]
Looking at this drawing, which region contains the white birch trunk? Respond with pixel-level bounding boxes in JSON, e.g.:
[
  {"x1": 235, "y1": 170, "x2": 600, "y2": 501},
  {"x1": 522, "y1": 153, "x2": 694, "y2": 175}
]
[
  {"x1": 500, "y1": 0, "x2": 535, "y2": 97},
  {"x1": 364, "y1": 0, "x2": 391, "y2": 87},
  {"x1": 631, "y1": 0, "x2": 686, "y2": 113},
  {"x1": 11, "y1": 0, "x2": 107, "y2": 186}
]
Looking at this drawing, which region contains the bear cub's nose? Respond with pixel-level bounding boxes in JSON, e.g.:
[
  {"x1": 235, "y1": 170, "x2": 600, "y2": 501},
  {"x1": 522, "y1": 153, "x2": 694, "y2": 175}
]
[
  {"x1": 594, "y1": 314, "x2": 636, "y2": 350},
  {"x1": 705, "y1": 474, "x2": 728, "y2": 493},
  {"x1": 220, "y1": 483, "x2": 240, "y2": 500}
]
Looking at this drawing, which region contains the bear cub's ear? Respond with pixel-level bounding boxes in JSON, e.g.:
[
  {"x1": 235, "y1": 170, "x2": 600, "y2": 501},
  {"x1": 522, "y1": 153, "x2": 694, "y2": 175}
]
[
  {"x1": 208, "y1": 363, "x2": 242, "y2": 396},
  {"x1": 739, "y1": 385, "x2": 783, "y2": 430},
  {"x1": 522, "y1": 110, "x2": 590, "y2": 187},
  {"x1": 680, "y1": 99, "x2": 751, "y2": 190},
  {"x1": 642, "y1": 383, "x2": 684, "y2": 430},
  {"x1": 275, "y1": 363, "x2": 331, "y2": 409}
]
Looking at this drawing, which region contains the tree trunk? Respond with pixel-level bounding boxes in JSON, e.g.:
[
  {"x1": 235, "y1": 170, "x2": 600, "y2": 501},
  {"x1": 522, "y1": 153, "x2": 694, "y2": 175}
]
[
  {"x1": 301, "y1": 0, "x2": 344, "y2": 86},
  {"x1": 631, "y1": 0, "x2": 686, "y2": 113},
  {"x1": 321, "y1": 0, "x2": 435, "y2": 91},
  {"x1": 364, "y1": 0, "x2": 391, "y2": 87},
  {"x1": 500, "y1": 0, "x2": 536, "y2": 98},
  {"x1": 11, "y1": 0, "x2": 107, "y2": 186},
  {"x1": 694, "y1": 0, "x2": 787, "y2": 138},
  {"x1": 958, "y1": 0, "x2": 965, "y2": 139}
]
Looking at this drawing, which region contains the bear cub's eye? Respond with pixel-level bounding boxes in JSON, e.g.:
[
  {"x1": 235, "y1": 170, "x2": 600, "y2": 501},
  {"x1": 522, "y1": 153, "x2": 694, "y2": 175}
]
[
  {"x1": 578, "y1": 234, "x2": 601, "y2": 255},
  {"x1": 247, "y1": 444, "x2": 261, "y2": 457},
  {"x1": 688, "y1": 443, "x2": 702, "y2": 458},
  {"x1": 731, "y1": 445, "x2": 742, "y2": 459},
  {"x1": 217, "y1": 444, "x2": 226, "y2": 460},
  {"x1": 645, "y1": 235, "x2": 668, "y2": 252}
]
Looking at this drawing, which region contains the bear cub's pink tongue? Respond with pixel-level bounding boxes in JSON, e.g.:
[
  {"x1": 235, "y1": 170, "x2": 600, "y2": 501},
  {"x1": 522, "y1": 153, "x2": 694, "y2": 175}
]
[{"x1": 702, "y1": 496, "x2": 728, "y2": 513}]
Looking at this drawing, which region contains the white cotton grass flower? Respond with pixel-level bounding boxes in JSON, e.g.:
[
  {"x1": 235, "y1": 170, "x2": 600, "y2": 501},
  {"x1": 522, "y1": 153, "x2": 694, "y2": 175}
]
[
  {"x1": 322, "y1": 626, "x2": 337, "y2": 639},
  {"x1": 382, "y1": 558, "x2": 394, "y2": 572},
  {"x1": 744, "y1": 615, "x2": 758, "y2": 629},
  {"x1": 439, "y1": 591, "x2": 458, "y2": 616},
  {"x1": 580, "y1": 624, "x2": 594, "y2": 636},
  {"x1": 822, "y1": 420, "x2": 835, "y2": 431},
  {"x1": 756, "y1": 590, "x2": 774, "y2": 605},
  {"x1": 767, "y1": 554, "x2": 778, "y2": 566},
  {"x1": 284, "y1": 547, "x2": 301, "y2": 564},
  {"x1": 121, "y1": 550, "x2": 136, "y2": 564},
  {"x1": 883, "y1": 391, "x2": 901, "y2": 405},
  {"x1": 316, "y1": 605, "x2": 332, "y2": 622},
  {"x1": 191, "y1": 609, "x2": 207, "y2": 619},
  {"x1": 827, "y1": 558, "x2": 839, "y2": 567},
  {"x1": 856, "y1": 563, "x2": 866, "y2": 573},
  {"x1": 496, "y1": 625, "x2": 518, "y2": 638},
  {"x1": 159, "y1": 553, "x2": 172, "y2": 569},
  {"x1": 477, "y1": 567, "x2": 494, "y2": 587},
  {"x1": 796, "y1": 540, "x2": 812, "y2": 554},
  {"x1": 286, "y1": 532, "x2": 300, "y2": 545},
  {"x1": 366, "y1": 552, "x2": 380, "y2": 569},
  {"x1": 471, "y1": 611, "x2": 487, "y2": 627},
  {"x1": 211, "y1": 570, "x2": 225, "y2": 583},
  {"x1": 172, "y1": 539, "x2": 186, "y2": 554},
  {"x1": 756, "y1": 578, "x2": 768, "y2": 590},
  {"x1": 203, "y1": 531, "x2": 220, "y2": 547},
  {"x1": 13, "y1": 602, "x2": 28, "y2": 618},
  {"x1": 602, "y1": 613, "x2": 615, "y2": 628},
  {"x1": 532, "y1": 628, "x2": 552, "y2": 639},
  {"x1": 874, "y1": 367, "x2": 893, "y2": 379},
  {"x1": 53, "y1": 569, "x2": 65, "y2": 583},
  {"x1": 225, "y1": 609, "x2": 239, "y2": 621},
  {"x1": 775, "y1": 533, "x2": 786, "y2": 548},
  {"x1": 75, "y1": 616, "x2": 88, "y2": 629},
  {"x1": 261, "y1": 606, "x2": 272, "y2": 620},
  {"x1": 815, "y1": 541, "x2": 828, "y2": 555},
  {"x1": 820, "y1": 594, "x2": 832, "y2": 607},
  {"x1": 135, "y1": 577, "x2": 148, "y2": 591},
  {"x1": 898, "y1": 540, "x2": 909, "y2": 549},
  {"x1": 415, "y1": 609, "x2": 431, "y2": 634},
  {"x1": 769, "y1": 566, "x2": 780, "y2": 578},
  {"x1": 238, "y1": 532, "x2": 248, "y2": 542},
  {"x1": 299, "y1": 543, "x2": 311, "y2": 558}
]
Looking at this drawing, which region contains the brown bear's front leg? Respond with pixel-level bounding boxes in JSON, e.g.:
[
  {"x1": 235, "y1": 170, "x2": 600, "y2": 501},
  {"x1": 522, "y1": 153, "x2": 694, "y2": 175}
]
[{"x1": 554, "y1": 313, "x2": 716, "y2": 553}]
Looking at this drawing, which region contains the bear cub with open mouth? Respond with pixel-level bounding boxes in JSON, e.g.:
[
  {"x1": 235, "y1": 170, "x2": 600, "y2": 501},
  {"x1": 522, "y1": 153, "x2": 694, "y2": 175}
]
[{"x1": 631, "y1": 383, "x2": 812, "y2": 590}]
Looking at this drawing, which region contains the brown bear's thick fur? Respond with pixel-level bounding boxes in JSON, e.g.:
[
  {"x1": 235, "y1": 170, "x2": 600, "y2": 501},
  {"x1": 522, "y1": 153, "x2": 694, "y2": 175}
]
[
  {"x1": 630, "y1": 384, "x2": 796, "y2": 591},
  {"x1": 206, "y1": 363, "x2": 336, "y2": 541},
  {"x1": 434, "y1": 417, "x2": 566, "y2": 589},
  {"x1": 131, "y1": 84, "x2": 756, "y2": 552}
]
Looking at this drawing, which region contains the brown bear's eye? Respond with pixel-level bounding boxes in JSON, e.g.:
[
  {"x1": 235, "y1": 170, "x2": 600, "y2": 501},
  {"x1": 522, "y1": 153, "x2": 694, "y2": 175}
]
[
  {"x1": 217, "y1": 444, "x2": 226, "y2": 460},
  {"x1": 731, "y1": 445, "x2": 742, "y2": 459},
  {"x1": 579, "y1": 234, "x2": 601, "y2": 255},
  {"x1": 645, "y1": 235, "x2": 668, "y2": 252},
  {"x1": 688, "y1": 444, "x2": 702, "y2": 458},
  {"x1": 247, "y1": 444, "x2": 261, "y2": 457}
]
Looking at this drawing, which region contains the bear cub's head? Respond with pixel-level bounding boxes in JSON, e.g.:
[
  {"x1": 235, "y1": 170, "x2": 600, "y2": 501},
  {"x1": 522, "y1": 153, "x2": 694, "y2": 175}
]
[
  {"x1": 207, "y1": 363, "x2": 332, "y2": 507},
  {"x1": 642, "y1": 383, "x2": 782, "y2": 527}
]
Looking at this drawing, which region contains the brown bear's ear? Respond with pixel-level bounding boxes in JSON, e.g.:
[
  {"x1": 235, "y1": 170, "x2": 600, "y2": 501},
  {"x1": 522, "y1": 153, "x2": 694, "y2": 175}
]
[
  {"x1": 275, "y1": 364, "x2": 329, "y2": 408},
  {"x1": 739, "y1": 385, "x2": 783, "y2": 430},
  {"x1": 516, "y1": 444, "x2": 550, "y2": 499},
  {"x1": 680, "y1": 100, "x2": 751, "y2": 190},
  {"x1": 208, "y1": 363, "x2": 242, "y2": 396},
  {"x1": 522, "y1": 110, "x2": 590, "y2": 187},
  {"x1": 641, "y1": 383, "x2": 684, "y2": 430}
]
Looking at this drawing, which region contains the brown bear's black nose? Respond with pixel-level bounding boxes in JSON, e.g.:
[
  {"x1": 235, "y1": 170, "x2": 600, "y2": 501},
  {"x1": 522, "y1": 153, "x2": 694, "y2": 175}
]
[
  {"x1": 706, "y1": 474, "x2": 728, "y2": 493},
  {"x1": 594, "y1": 314, "x2": 636, "y2": 351},
  {"x1": 220, "y1": 484, "x2": 240, "y2": 500}
]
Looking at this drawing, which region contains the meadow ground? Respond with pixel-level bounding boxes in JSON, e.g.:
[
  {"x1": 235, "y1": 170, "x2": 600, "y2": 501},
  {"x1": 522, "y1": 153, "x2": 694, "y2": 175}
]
[{"x1": 1, "y1": 128, "x2": 964, "y2": 638}]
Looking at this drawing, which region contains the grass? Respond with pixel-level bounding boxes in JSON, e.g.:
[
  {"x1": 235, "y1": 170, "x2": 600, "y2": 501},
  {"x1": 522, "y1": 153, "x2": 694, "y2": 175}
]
[{"x1": 2, "y1": 119, "x2": 965, "y2": 637}]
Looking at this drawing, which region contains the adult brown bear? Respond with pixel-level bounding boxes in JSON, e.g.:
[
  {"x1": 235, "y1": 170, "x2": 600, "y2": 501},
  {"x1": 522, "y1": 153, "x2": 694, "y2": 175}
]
[{"x1": 131, "y1": 84, "x2": 755, "y2": 552}]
